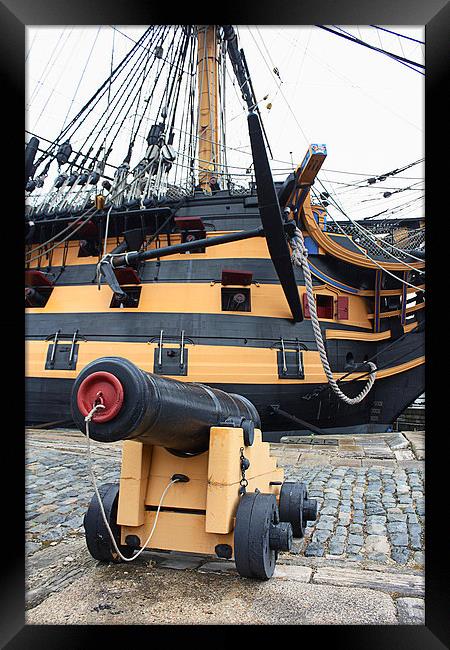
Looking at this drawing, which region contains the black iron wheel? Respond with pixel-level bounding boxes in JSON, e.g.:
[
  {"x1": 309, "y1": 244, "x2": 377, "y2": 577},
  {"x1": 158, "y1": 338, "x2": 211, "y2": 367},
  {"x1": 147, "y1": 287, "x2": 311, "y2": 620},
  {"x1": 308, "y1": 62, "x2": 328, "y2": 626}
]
[
  {"x1": 84, "y1": 483, "x2": 134, "y2": 563},
  {"x1": 302, "y1": 486, "x2": 318, "y2": 525},
  {"x1": 300, "y1": 484, "x2": 318, "y2": 525},
  {"x1": 234, "y1": 492, "x2": 289, "y2": 580},
  {"x1": 278, "y1": 481, "x2": 307, "y2": 538},
  {"x1": 279, "y1": 481, "x2": 318, "y2": 538}
]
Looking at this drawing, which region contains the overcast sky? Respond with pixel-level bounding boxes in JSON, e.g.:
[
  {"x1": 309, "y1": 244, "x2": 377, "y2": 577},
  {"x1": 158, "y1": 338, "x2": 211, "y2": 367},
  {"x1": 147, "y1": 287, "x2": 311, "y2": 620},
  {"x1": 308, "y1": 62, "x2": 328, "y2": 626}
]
[{"x1": 26, "y1": 25, "x2": 424, "y2": 222}]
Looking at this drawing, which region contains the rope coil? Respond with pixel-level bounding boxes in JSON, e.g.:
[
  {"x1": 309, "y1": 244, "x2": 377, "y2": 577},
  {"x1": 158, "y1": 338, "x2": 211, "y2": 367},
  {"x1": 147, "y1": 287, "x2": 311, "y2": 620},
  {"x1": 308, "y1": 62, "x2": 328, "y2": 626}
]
[{"x1": 290, "y1": 227, "x2": 377, "y2": 405}]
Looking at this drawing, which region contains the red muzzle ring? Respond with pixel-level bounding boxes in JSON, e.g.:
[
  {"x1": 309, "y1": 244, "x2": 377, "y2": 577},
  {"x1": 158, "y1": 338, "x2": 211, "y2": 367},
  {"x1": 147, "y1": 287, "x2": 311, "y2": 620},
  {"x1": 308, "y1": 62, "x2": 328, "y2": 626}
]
[{"x1": 77, "y1": 371, "x2": 124, "y2": 423}]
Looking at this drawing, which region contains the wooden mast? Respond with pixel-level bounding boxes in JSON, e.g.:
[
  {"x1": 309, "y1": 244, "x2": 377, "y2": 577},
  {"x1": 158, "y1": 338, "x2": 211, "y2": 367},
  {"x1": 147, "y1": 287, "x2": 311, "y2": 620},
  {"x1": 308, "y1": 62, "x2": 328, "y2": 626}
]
[{"x1": 196, "y1": 25, "x2": 220, "y2": 192}]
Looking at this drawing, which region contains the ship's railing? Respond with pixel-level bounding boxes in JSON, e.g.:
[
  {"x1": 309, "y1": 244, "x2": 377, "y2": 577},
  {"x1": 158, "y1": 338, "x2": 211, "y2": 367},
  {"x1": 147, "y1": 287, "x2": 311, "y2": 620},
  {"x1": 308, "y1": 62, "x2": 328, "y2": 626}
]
[
  {"x1": 219, "y1": 173, "x2": 255, "y2": 196},
  {"x1": 25, "y1": 169, "x2": 261, "y2": 221},
  {"x1": 325, "y1": 221, "x2": 425, "y2": 261}
]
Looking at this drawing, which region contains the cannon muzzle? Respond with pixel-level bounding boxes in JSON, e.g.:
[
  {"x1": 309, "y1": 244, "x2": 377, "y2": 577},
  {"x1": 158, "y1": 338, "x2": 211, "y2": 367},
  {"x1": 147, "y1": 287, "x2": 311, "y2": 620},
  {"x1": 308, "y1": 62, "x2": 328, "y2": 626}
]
[{"x1": 71, "y1": 357, "x2": 260, "y2": 454}]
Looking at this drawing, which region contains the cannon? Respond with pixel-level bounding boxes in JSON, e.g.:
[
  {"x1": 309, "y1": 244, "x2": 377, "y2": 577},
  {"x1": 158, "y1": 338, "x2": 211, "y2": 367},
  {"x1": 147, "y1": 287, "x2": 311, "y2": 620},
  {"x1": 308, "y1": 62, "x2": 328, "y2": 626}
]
[
  {"x1": 71, "y1": 357, "x2": 317, "y2": 580},
  {"x1": 71, "y1": 356, "x2": 260, "y2": 453}
]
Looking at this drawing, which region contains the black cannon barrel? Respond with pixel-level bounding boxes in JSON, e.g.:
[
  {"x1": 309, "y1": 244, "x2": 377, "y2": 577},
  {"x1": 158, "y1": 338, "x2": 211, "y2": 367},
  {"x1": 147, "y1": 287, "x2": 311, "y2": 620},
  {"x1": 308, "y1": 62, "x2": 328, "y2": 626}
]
[{"x1": 71, "y1": 357, "x2": 260, "y2": 453}]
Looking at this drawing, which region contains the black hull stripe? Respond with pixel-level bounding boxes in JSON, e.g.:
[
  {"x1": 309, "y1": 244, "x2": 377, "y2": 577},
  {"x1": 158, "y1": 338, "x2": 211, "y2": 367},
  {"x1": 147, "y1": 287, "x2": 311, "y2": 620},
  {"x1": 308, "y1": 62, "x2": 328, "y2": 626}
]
[
  {"x1": 326, "y1": 331, "x2": 424, "y2": 373},
  {"x1": 36, "y1": 258, "x2": 317, "y2": 287},
  {"x1": 25, "y1": 311, "x2": 373, "y2": 348},
  {"x1": 25, "y1": 364, "x2": 425, "y2": 433}
]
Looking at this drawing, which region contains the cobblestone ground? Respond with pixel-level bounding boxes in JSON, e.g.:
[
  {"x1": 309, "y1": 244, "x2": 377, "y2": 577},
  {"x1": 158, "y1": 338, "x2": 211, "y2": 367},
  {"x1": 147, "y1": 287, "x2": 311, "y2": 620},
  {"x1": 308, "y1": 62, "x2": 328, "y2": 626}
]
[
  {"x1": 287, "y1": 464, "x2": 424, "y2": 566},
  {"x1": 25, "y1": 427, "x2": 425, "y2": 625},
  {"x1": 26, "y1": 430, "x2": 122, "y2": 556},
  {"x1": 279, "y1": 434, "x2": 425, "y2": 568},
  {"x1": 26, "y1": 429, "x2": 425, "y2": 567}
]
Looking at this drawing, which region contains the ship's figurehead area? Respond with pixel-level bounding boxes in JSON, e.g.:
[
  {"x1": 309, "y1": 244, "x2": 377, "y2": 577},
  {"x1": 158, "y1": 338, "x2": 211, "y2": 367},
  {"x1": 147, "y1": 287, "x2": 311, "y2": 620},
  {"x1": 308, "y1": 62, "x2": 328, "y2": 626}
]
[{"x1": 71, "y1": 356, "x2": 317, "y2": 579}]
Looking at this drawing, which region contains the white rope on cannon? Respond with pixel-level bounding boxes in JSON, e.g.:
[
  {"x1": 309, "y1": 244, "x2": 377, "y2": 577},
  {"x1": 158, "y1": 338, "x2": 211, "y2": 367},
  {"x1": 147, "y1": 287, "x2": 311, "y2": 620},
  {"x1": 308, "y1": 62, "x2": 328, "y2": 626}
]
[{"x1": 84, "y1": 403, "x2": 180, "y2": 562}]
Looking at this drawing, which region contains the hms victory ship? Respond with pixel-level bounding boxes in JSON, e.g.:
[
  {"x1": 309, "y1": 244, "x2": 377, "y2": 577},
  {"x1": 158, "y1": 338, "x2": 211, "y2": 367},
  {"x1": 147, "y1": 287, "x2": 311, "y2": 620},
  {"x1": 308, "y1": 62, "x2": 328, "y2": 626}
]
[{"x1": 25, "y1": 25, "x2": 425, "y2": 438}]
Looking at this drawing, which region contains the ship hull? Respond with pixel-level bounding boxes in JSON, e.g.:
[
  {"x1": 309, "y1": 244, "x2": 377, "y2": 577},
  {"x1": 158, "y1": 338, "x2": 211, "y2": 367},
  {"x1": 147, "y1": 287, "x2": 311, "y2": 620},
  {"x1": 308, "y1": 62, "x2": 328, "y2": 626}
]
[
  {"x1": 25, "y1": 356, "x2": 424, "y2": 439},
  {"x1": 25, "y1": 191, "x2": 425, "y2": 437}
]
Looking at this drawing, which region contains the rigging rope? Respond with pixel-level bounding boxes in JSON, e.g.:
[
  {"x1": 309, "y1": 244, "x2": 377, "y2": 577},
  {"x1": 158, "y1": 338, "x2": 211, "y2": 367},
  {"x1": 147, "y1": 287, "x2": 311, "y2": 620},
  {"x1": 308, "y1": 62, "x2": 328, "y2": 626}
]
[
  {"x1": 248, "y1": 27, "x2": 309, "y2": 148},
  {"x1": 362, "y1": 196, "x2": 425, "y2": 221},
  {"x1": 26, "y1": 104, "x2": 194, "y2": 265},
  {"x1": 290, "y1": 226, "x2": 377, "y2": 404},
  {"x1": 25, "y1": 151, "x2": 165, "y2": 264},
  {"x1": 59, "y1": 27, "x2": 102, "y2": 133},
  {"x1": 301, "y1": 327, "x2": 423, "y2": 401},
  {"x1": 27, "y1": 28, "x2": 71, "y2": 109},
  {"x1": 27, "y1": 25, "x2": 425, "y2": 267},
  {"x1": 317, "y1": 25, "x2": 425, "y2": 72},
  {"x1": 314, "y1": 203, "x2": 425, "y2": 292},
  {"x1": 245, "y1": 27, "x2": 424, "y2": 255},
  {"x1": 315, "y1": 177, "x2": 426, "y2": 268},
  {"x1": 370, "y1": 25, "x2": 425, "y2": 45},
  {"x1": 101, "y1": 25, "x2": 116, "y2": 165},
  {"x1": 32, "y1": 27, "x2": 154, "y2": 172},
  {"x1": 331, "y1": 25, "x2": 425, "y2": 77},
  {"x1": 33, "y1": 30, "x2": 84, "y2": 131},
  {"x1": 73, "y1": 27, "x2": 161, "y2": 171}
]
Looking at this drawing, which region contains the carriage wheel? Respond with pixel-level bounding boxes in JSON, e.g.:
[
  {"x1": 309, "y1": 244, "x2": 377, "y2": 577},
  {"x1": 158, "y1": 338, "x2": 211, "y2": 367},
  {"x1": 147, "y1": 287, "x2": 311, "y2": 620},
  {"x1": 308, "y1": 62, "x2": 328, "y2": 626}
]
[
  {"x1": 83, "y1": 483, "x2": 134, "y2": 562},
  {"x1": 234, "y1": 492, "x2": 292, "y2": 580},
  {"x1": 279, "y1": 481, "x2": 317, "y2": 538}
]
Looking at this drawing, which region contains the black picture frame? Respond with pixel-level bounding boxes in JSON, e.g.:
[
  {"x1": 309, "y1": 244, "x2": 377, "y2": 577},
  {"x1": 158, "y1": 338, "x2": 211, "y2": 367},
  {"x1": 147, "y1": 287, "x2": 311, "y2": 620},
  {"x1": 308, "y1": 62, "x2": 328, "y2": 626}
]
[{"x1": 2, "y1": 1, "x2": 448, "y2": 646}]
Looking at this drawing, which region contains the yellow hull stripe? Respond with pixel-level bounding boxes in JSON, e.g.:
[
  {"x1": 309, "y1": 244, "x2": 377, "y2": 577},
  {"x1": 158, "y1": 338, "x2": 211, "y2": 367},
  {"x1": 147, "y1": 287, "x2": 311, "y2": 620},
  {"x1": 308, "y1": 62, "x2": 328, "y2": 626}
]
[
  {"x1": 25, "y1": 339, "x2": 425, "y2": 384},
  {"x1": 27, "y1": 233, "x2": 272, "y2": 268},
  {"x1": 326, "y1": 321, "x2": 419, "y2": 341},
  {"x1": 25, "y1": 282, "x2": 373, "y2": 329}
]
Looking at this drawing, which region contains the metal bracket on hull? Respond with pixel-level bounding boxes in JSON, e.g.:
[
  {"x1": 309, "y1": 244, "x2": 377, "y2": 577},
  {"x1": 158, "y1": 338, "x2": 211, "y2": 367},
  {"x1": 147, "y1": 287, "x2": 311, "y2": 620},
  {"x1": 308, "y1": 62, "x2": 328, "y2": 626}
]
[
  {"x1": 151, "y1": 330, "x2": 190, "y2": 376},
  {"x1": 45, "y1": 329, "x2": 83, "y2": 370},
  {"x1": 276, "y1": 338, "x2": 305, "y2": 379}
]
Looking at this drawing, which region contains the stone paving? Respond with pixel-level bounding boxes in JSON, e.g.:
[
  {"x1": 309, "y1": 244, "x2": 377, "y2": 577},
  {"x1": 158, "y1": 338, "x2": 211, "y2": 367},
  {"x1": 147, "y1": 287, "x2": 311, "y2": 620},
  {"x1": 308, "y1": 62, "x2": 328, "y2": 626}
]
[
  {"x1": 26, "y1": 429, "x2": 122, "y2": 556},
  {"x1": 277, "y1": 438, "x2": 425, "y2": 568},
  {"x1": 271, "y1": 431, "x2": 425, "y2": 569},
  {"x1": 25, "y1": 427, "x2": 425, "y2": 625}
]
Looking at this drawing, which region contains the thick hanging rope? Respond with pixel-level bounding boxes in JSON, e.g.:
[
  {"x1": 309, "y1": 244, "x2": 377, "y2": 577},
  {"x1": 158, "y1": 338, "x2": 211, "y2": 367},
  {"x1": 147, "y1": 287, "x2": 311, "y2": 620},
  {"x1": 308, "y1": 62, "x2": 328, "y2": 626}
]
[
  {"x1": 290, "y1": 226, "x2": 377, "y2": 405},
  {"x1": 84, "y1": 403, "x2": 180, "y2": 562}
]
